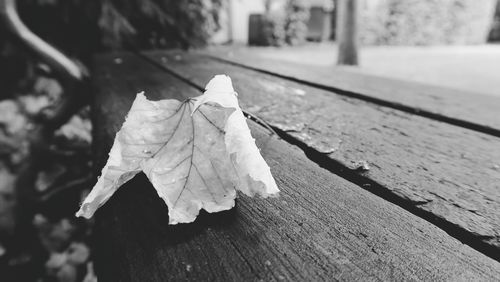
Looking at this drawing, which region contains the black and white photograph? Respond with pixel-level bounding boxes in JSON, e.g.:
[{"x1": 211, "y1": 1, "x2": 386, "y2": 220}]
[{"x1": 0, "y1": 0, "x2": 499, "y2": 281}]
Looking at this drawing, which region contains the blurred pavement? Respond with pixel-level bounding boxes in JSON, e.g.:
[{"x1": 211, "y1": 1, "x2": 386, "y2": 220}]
[{"x1": 233, "y1": 42, "x2": 500, "y2": 97}]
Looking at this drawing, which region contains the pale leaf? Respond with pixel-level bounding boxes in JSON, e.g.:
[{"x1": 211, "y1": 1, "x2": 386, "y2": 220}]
[{"x1": 76, "y1": 75, "x2": 279, "y2": 224}]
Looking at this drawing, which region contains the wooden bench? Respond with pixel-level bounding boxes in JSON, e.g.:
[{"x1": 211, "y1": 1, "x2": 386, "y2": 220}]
[{"x1": 91, "y1": 50, "x2": 500, "y2": 281}]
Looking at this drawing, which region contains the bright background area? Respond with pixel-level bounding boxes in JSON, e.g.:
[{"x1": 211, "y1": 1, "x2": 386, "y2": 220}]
[{"x1": 239, "y1": 43, "x2": 500, "y2": 97}]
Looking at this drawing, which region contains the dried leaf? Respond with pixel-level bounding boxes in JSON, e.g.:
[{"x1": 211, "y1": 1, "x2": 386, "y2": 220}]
[
  {"x1": 82, "y1": 262, "x2": 98, "y2": 282},
  {"x1": 34, "y1": 215, "x2": 77, "y2": 252},
  {"x1": 55, "y1": 115, "x2": 92, "y2": 144},
  {"x1": 76, "y1": 75, "x2": 278, "y2": 224}
]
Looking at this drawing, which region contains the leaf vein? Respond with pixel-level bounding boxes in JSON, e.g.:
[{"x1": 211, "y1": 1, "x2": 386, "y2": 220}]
[
  {"x1": 193, "y1": 163, "x2": 219, "y2": 205},
  {"x1": 172, "y1": 103, "x2": 196, "y2": 209},
  {"x1": 154, "y1": 155, "x2": 191, "y2": 176},
  {"x1": 194, "y1": 145, "x2": 230, "y2": 194},
  {"x1": 198, "y1": 108, "x2": 226, "y2": 134},
  {"x1": 151, "y1": 103, "x2": 188, "y2": 158}
]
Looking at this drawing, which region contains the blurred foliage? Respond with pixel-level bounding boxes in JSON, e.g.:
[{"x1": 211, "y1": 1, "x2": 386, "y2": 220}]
[
  {"x1": 284, "y1": 0, "x2": 310, "y2": 45},
  {"x1": 260, "y1": 13, "x2": 287, "y2": 46},
  {"x1": 0, "y1": 0, "x2": 223, "y2": 99},
  {"x1": 260, "y1": 0, "x2": 310, "y2": 46},
  {"x1": 0, "y1": 75, "x2": 94, "y2": 281},
  {"x1": 17, "y1": 0, "x2": 223, "y2": 51},
  {"x1": 361, "y1": 0, "x2": 497, "y2": 45},
  {"x1": 98, "y1": 0, "x2": 224, "y2": 50}
]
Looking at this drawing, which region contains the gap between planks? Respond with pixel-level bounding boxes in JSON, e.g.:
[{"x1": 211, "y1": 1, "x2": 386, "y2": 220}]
[
  {"x1": 134, "y1": 50, "x2": 500, "y2": 263},
  {"x1": 204, "y1": 54, "x2": 500, "y2": 139},
  {"x1": 91, "y1": 53, "x2": 500, "y2": 280}
]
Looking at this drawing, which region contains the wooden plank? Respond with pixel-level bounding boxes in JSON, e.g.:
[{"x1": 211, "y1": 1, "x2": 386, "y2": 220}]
[
  {"x1": 143, "y1": 51, "x2": 500, "y2": 258},
  {"x1": 204, "y1": 48, "x2": 500, "y2": 136},
  {"x1": 90, "y1": 52, "x2": 500, "y2": 281}
]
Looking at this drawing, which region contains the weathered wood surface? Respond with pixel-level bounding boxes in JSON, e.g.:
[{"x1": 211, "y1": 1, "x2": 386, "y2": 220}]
[
  {"x1": 144, "y1": 51, "x2": 500, "y2": 257},
  {"x1": 91, "y1": 52, "x2": 500, "y2": 281},
  {"x1": 204, "y1": 48, "x2": 500, "y2": 135}
]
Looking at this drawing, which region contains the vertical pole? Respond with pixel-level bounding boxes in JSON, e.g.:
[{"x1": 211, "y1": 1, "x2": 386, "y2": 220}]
[
  {"x1": 336, "y1": 0, "x2": 359, "y2": 65},
  {"x1": 227, "y1": 0, "x2": 234, "y2": 43},
  {"x1": 321, "y1": 0, "x2": 334, "y2": 42}
]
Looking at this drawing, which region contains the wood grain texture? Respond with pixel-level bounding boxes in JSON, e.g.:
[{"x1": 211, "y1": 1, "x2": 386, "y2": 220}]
[
  {"x1": 90, "y1": 52, "x2": 500, "y2": 281},
  {"x1": 204, "y1": 48, "x2": 500, "y2": 135},
  {"x1": 144, "y1": 51, "x2": 500, "y2": 255}
]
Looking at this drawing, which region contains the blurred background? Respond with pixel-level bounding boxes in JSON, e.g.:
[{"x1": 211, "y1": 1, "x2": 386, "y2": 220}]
[{"x1": 0, "y1": 0, "x2": 499, "y2": 281}]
